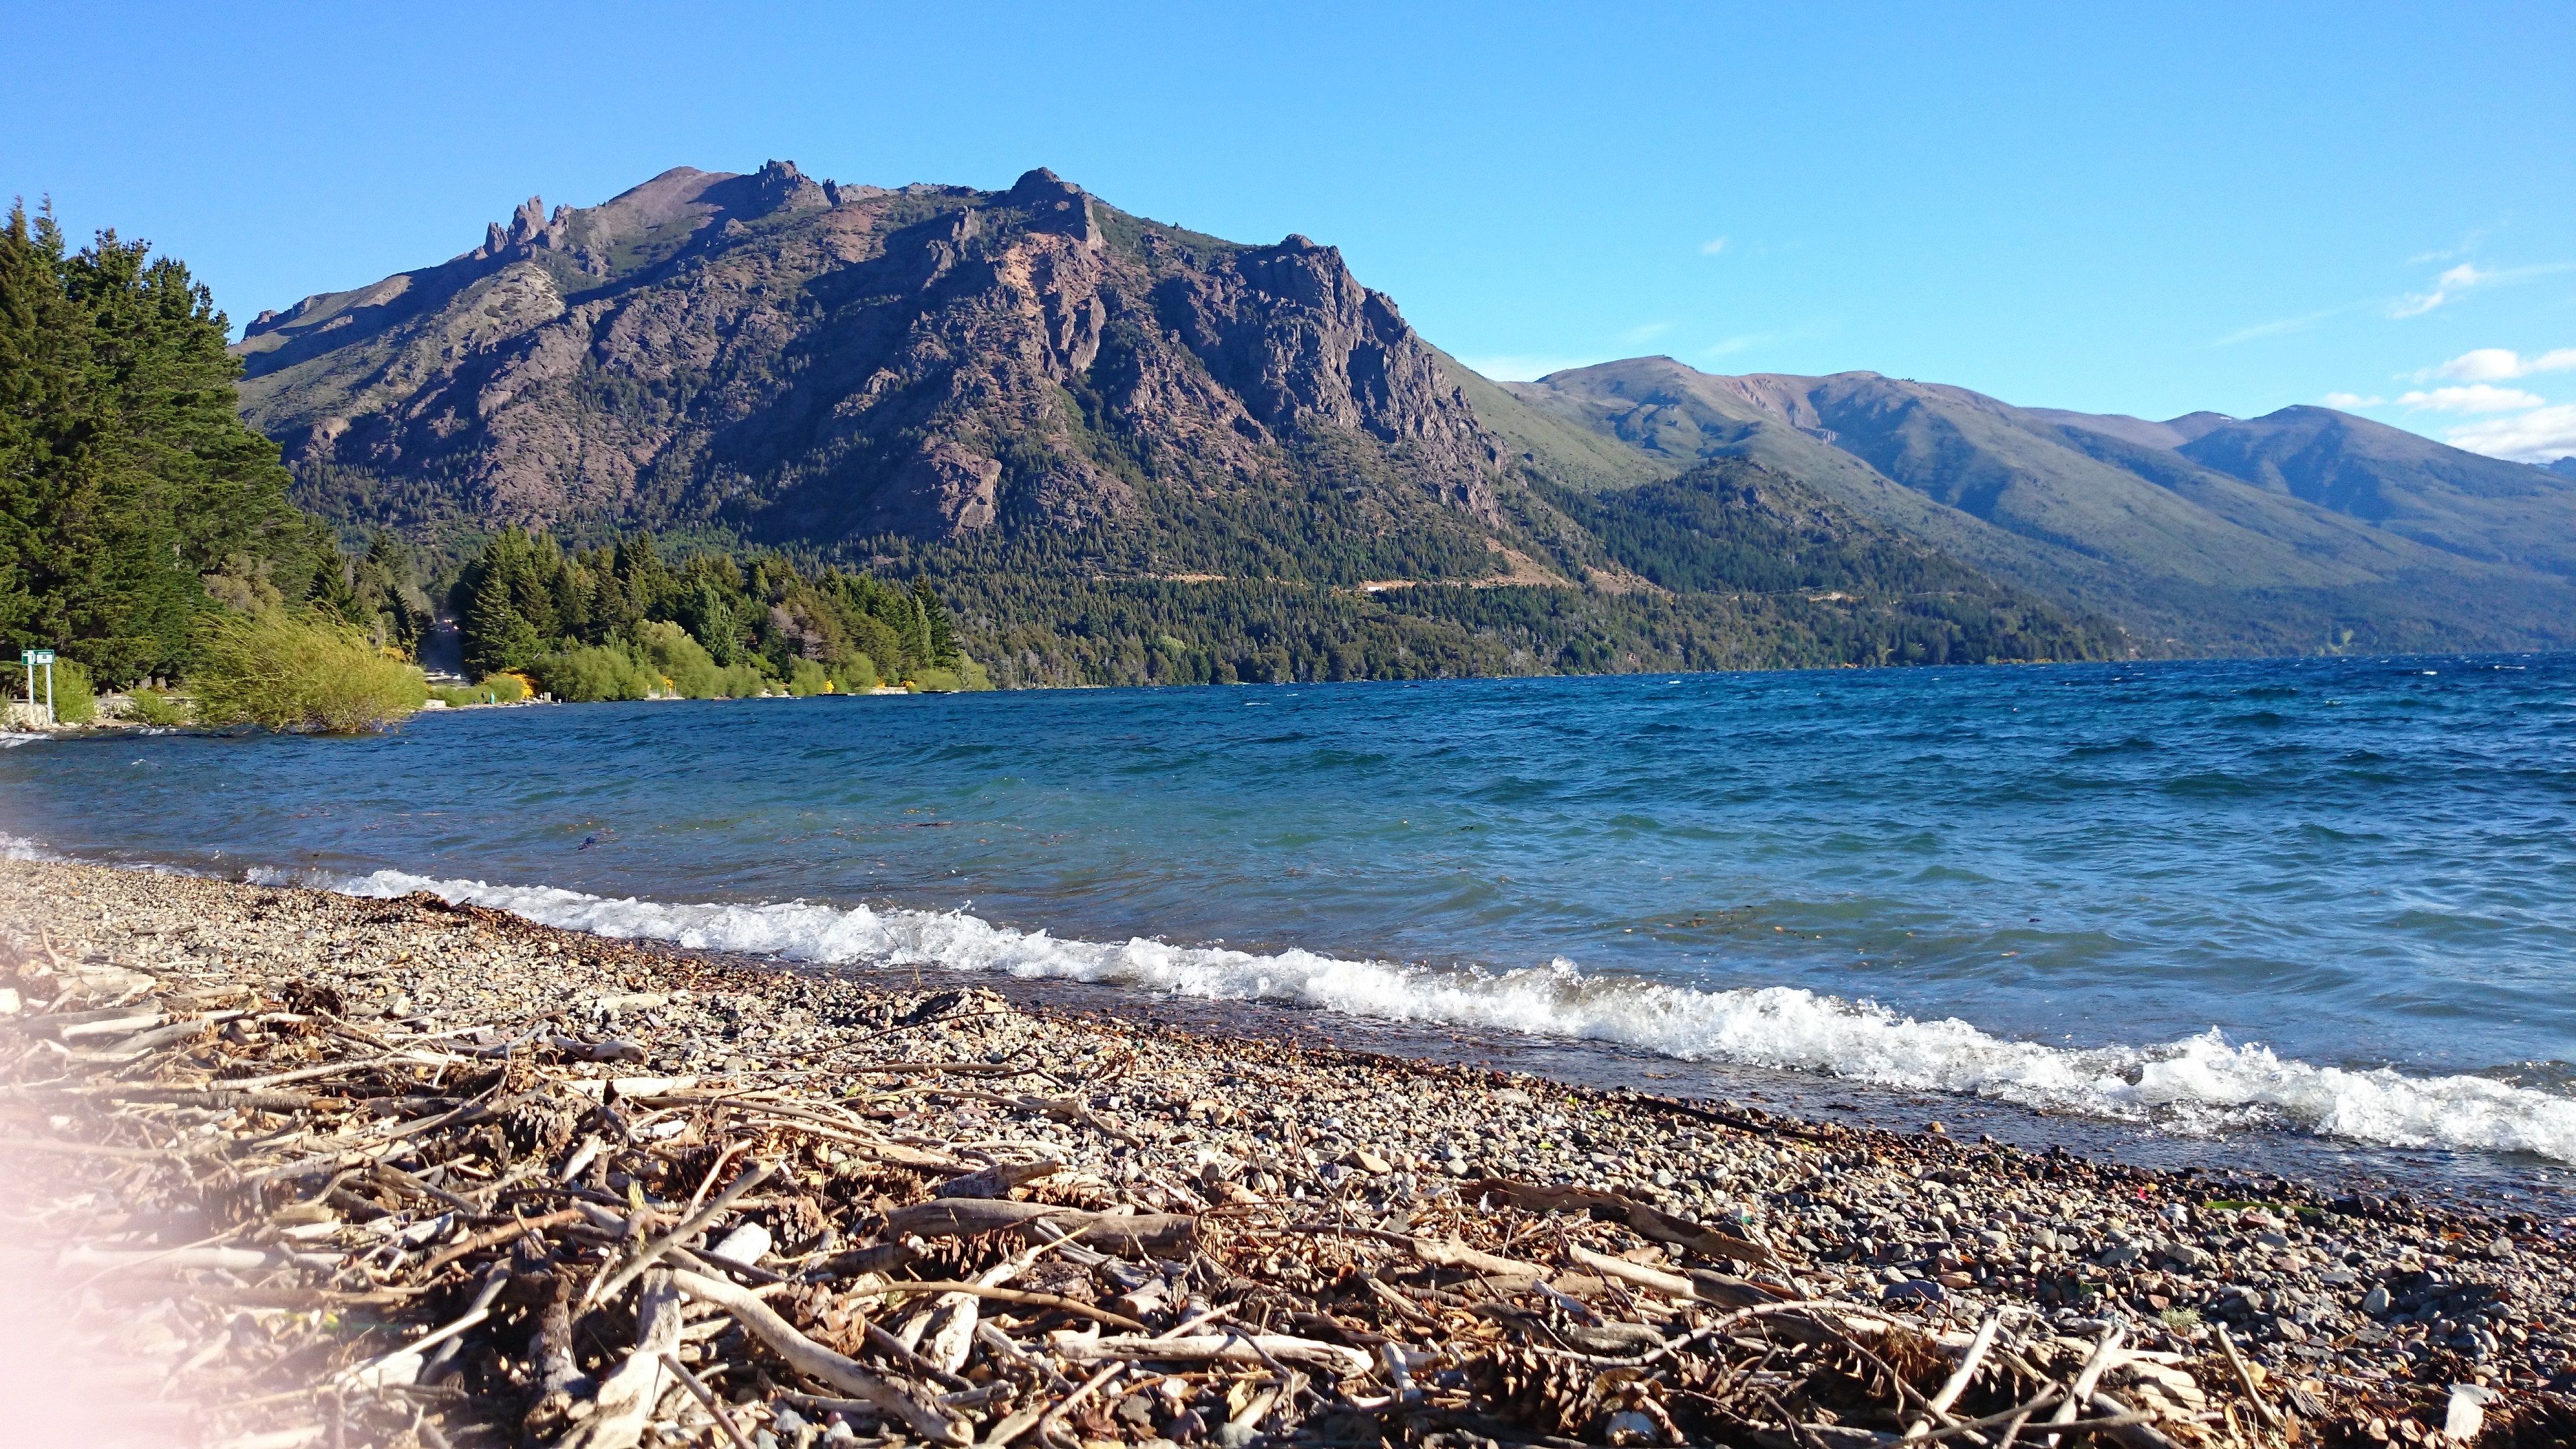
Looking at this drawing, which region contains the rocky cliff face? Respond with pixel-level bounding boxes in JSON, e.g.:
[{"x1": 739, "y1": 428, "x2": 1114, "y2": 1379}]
[{"x1": 236, "y1": 163, "x2": 1505, "y2": 549}]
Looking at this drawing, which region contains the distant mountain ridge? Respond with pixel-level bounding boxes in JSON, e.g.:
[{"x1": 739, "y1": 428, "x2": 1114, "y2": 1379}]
[
  {"x1": 1502, "y1": 360, "x2": 2576, "y2": 653},
  {"x1": 230, "y1": 162, "x2": 2576, "y2": 676}
]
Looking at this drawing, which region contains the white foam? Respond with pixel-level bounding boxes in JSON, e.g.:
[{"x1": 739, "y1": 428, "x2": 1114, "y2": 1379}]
[{"x1": 331, "y1": 867, "x2": 2576, "y2": 1164}]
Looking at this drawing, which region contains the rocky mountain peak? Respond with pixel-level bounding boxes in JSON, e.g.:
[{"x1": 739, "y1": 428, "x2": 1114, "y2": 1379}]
[
  {"x1": 1002, "y1": 166, "x2": 1100, "y2": 248},
  {"x1": 234, "y1": 161, "x2": 1511, "y2": 547},
  {"x1": 472, "y1": 195, "x2": 568, "y2": 261},
  {"x1": 751, "y1": 158, "x2": 828, "y2": 213}
]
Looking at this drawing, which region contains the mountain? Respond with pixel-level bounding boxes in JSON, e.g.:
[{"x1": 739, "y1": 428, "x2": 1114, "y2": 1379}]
[
  {"x1": 2548, "y1": 457, "x2": 2576, "y2": 480},
  {"x1": 230, "y1": 162, "x2": 2120, "y2": 684},
  {"x1": 2043, "y1": 402, "x2": 2576, "y2": 577},
  {"x1": 233, "y1": 161, "x2": 2571, "y2": 676},
  {"x1": 1505, "y1": 360, "x2": 2576, "y2": 653},
  {"x1": 240, "y1": 163, "x2": 1509, "y2": 556}
]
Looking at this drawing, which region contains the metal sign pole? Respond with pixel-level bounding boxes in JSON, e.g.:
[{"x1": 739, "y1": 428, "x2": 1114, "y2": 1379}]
[{"x1": 20, "y1": 649, "x2": 56, "y2": 727}]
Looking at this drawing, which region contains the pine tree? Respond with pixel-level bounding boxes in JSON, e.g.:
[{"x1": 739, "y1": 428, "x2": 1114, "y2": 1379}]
[
  {"x1": 913, "y1": 577, "x2": 957, "y2": 664},
  {"x1": 0, "y1": 204, "x2": 335, "y2": 684}
]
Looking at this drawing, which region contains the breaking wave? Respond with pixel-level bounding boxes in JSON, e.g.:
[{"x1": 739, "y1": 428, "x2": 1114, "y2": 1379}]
[{"x1": 327, "y1": 867, "x2": 2576, "y2": 1164}]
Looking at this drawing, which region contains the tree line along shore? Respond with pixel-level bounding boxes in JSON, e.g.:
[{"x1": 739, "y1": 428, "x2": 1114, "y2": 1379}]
[
  {"x1": 1, "y1": 856, "x2": 2569, "y2": 1446},
  {"x1": 0, "y1": 206, "x2": 984, "y2": 736}
]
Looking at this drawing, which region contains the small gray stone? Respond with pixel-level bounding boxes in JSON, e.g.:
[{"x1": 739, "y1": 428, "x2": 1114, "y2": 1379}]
[{"x1": 2362, "y1": 1285, "x2": 2391, "y2": 1316}]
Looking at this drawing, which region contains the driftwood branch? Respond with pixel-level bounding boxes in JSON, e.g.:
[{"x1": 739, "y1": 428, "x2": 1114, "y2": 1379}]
[
  {"x1": 1466, "y1": 1177, "x2": 1780, "y2": 1265},
  {"x1": 585, "y1": 1159, "x2": 775, "y2": 1307},
  {"x1": 884, "y1": 1197, "x2": 1197, "y2": 1254},
  {"x1": 669, "y1": 1269, "x2": 973, "y2": 1446}
]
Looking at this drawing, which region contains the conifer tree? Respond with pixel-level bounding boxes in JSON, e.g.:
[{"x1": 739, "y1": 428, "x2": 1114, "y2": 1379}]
[{"x1": 0, "y1": 203, "x2": 337, "y2": 683}]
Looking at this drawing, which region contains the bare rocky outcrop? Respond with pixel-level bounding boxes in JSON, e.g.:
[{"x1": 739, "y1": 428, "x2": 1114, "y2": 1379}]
[
  {"x1": 233, "y1": 162, "x2": 1511, "y2": 547},
  {"x1": 474, "y1": 195, "x2": 569, "y2": 260},
  {"x1": 1156, "y1": 234, "x2": 1503, "y2": 522}
]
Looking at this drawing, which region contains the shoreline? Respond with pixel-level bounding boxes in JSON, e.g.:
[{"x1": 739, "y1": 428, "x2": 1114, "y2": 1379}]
[
  {"x1": 3, "y1": 857, "x2": 2572, "y2": 1446},
  {"x1": 19, "y1": 842, "x2": 2569, "y2": 1208},
  {"x1": 765, "y1": 956, "x2": 2576, "y2": 1220}
]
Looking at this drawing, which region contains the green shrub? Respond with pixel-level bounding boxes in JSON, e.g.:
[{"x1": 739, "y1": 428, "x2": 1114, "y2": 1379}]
[
  {"x1": 634, "y1": 621, "x2": 763, "y2": 698},
  {"x1": 478, "y1": 672, "x2": 530, "y2": 703},
  {"x1": 784, "y1": 657, "x2": 835, "y2": 696},
  {"x1": 51, "y1": 657, "x2": 97, "y2": 724},
  {"x1": 124, "y1": 688, "x2": 191, "y2": 726},
  {"x1": 191, "y1": 611, "x2": 428, "y2": 733},
  {"x1": 910, "y1": 656, "x2": 995, "y2": 693},
  {"x1": 529, "y1": 645, "x2": 659, "y2": 702}
]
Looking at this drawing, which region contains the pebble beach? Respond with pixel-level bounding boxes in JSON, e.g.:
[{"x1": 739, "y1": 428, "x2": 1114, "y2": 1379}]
[{"x1": 3, "y1": 856, "x2": 2571, "y2": 1448}]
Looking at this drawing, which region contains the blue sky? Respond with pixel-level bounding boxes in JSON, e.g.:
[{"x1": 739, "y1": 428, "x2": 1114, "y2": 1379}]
[{"x1": 10, "y1": 1, "x2": 2572, "y2": 460}]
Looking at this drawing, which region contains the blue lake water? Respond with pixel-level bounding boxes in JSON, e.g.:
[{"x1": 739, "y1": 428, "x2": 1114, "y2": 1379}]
[{"x1": 5, "y1": 652, "x2": 2574, "y2": 1167}]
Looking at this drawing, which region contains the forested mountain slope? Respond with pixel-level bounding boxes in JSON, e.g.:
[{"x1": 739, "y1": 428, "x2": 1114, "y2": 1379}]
[
  {"x1": 231, "y1": 162, "x2": 2121, "y2": 684},
  {"x1": 1508, "y1": 360, "x2": 2576, "y2": 654}
]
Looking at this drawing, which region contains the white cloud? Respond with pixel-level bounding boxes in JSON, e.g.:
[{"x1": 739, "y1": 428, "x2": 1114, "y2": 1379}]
[
  {"x1": 2396, "y1": 384, "x2": 2547, "y2": 413},
  {"x1": 1702, "y1": 333, "x2": 1772, "y2": 358},
  {"x1": 1699, "y1": 236, "x2": 1729, "y2": 256},
  {"x1": 2391, "y1": 264, "x2": 2489, "y2": 317},
  {"x1": 2215, "y1": 307, "x2": 2341, "y2": 345},
  {"x1": 2431, "y1": 347, "x2": 2522, "y2": 381},
  {"x1": 2410, "y1": 225, "x2": 2496, "y2": 265},
  {"x1": 2426, "y1": 347, "x2": 2576, "y2": 381},
  {"x1": 1457, "y1": 354, "x2": 1605, "y2": 382},
  {"x1": 2445, "y1": 403, "x2": 2576, "y2": 463},
  {"x1": 1621, "y1": 321, "x2": 1674, "y2": 344},
  {"x1": 2322, "y1": 392, "x2": 2383, "y2": 409},
  {"x1": 2391, "y1": 262, "x2": 2575, "y2": 319}
]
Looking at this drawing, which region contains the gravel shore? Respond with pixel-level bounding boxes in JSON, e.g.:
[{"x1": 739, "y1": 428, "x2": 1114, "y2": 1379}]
[{"x1": 3, "y1": 857, "x2": 2570, "y2": 1448}]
